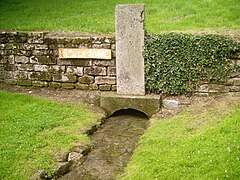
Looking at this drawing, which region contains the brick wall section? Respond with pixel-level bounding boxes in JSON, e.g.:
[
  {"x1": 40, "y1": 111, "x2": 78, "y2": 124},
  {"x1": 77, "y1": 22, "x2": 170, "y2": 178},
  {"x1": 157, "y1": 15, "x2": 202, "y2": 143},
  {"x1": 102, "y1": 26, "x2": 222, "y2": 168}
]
[{"x1": 0, "y1": 31, "x2": 116, "y2": 91}]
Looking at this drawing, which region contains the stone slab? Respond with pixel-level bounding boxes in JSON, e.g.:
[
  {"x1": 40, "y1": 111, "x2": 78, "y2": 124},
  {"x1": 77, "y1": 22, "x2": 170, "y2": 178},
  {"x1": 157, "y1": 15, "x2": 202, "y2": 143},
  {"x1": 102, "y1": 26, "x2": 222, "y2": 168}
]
[
  {"x1": 59, "y1": 48, "x2": 112, "y2": 59},
  {"x1": 115, "y1": 4, "x2": 145, "y2": 95},
  {"x1": 100, "y1": 92, "x2": 161, "y2": 117}
]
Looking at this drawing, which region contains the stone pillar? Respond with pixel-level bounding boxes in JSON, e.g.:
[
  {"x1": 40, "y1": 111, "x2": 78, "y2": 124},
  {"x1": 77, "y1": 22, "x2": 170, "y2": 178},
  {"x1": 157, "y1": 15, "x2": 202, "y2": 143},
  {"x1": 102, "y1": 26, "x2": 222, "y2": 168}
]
[{"x1": 115, "y1": 4, "x2": 145, "y2": 95}]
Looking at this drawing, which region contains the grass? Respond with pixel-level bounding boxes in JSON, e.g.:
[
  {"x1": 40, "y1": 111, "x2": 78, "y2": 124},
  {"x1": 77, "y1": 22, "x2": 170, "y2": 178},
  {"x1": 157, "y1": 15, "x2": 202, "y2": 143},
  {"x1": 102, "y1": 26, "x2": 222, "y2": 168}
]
[
  {"x1": 0, "y1": 90, "x2": 101, "y2": 179},
  {"x1": 0, "y1": 0, "x2": 239, "y2": 33},
  {"x1": 121, "y1": 94, "x2": 240, "y2": 179}
]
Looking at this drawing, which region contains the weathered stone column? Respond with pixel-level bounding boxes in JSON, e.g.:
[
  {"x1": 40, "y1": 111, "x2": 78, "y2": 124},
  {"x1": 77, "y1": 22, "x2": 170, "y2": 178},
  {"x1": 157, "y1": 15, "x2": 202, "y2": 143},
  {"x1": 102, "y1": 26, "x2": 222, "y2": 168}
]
[{"x1": 115, "y1": 4, "x2": 145, "y2": 95}]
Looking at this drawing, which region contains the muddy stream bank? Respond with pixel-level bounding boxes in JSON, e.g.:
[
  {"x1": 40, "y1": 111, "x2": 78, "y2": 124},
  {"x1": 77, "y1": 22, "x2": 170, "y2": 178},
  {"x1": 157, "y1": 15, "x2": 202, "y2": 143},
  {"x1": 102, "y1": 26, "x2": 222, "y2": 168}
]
[{"x1": 59, "y1": 110, "x2": 148, "y2": 180}]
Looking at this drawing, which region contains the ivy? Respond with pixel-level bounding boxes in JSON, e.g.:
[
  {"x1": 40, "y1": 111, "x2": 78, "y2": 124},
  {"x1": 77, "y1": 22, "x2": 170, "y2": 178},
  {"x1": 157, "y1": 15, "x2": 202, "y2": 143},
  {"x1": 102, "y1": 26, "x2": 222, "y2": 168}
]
[{"x1": 144, "y1": 33, "x2": 240, "y2": 95}]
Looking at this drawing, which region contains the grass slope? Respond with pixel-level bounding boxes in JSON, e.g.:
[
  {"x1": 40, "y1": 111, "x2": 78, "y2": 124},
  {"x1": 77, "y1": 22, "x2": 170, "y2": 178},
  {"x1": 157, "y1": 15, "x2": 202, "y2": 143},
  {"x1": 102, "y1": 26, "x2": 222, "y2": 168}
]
[
  {"x1": 0, "y1": 91, "x2": 100, "y2": 179},
  {"x1": 122, "y1": 94, "x2": 240, "y2": 179},
  {"x1": 0, "y1": 0, "x2": 239, "y2": 33}
]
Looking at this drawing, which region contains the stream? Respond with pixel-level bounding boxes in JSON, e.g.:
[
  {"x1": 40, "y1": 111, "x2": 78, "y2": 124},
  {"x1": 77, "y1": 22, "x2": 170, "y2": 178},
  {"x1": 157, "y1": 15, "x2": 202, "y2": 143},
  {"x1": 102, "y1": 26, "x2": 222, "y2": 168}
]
[{"x1": 59, "y1": 109, "x2": 148, "y2": 180}]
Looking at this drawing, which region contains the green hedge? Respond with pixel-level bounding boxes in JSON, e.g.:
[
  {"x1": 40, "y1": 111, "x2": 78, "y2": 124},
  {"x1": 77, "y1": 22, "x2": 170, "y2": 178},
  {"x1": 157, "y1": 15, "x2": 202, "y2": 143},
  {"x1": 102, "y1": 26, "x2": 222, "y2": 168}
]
[{"x1": 144, "y1": 33, "x2": 240, "y2": 95}]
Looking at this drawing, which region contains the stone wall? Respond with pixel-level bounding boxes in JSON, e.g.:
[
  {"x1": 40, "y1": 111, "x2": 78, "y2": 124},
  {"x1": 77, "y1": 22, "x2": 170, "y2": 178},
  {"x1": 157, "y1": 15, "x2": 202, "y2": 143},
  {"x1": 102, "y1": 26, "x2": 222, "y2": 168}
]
[
  {"x1": 0, "y1": 31, "x2": 240, "y2": 95},
  {"x1": 195, "y1": 52, "x2": 240, "y2": 95},
  {"x1": 0, "y1": 31, "x2": 116, "y2": 91}
]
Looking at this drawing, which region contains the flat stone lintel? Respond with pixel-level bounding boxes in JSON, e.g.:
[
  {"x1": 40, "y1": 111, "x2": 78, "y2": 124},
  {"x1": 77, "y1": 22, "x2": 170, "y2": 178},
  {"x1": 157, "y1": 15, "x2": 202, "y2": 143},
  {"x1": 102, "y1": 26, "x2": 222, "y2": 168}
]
[{"x1": 100, "y1": 92, "x2": 161, "y2": 117}]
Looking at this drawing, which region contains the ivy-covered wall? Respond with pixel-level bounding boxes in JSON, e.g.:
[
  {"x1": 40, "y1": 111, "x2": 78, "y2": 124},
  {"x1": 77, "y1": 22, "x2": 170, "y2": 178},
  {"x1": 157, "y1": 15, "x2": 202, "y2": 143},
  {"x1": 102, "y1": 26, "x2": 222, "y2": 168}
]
[{"x1": 144, "y1": 33, "x2": 240, "y2": 95}]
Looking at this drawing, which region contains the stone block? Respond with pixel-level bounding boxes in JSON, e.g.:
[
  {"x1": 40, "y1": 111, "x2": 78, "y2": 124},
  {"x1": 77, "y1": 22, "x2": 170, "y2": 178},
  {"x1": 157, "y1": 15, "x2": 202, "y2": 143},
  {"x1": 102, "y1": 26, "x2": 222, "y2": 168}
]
[
  {"x1": 70, "y1": 144, "x2": 92, "y2": 155},
  {"x1": 29, "y1": 56, "x2": 38, "y2": 64},
  {"x1": 57, "y1": 59, "x2": 91, "y2": 66},
  {"x1": 17, "y1": 32, "x2": 29, "y2": 37},
  {"x1": 0, "y1": 55, "x2": 6, "y2": 64},
  {"x1": 111, "y1": 85, "x2": 117, "y2": 91},
  {"x1": 95, "y1": 76, "x2": 116, "y2": 85},
  {"x1": 35, "y1": 56, "x2": 56, "y2": 65},
  {"x1": 17, "y1": 79, "x2": 32, "y2": 86},
  {"x1": 13, "y1": 71, "x2": 28, "y2": 79},
  {"x1": 3, "y1": 71, "x2": 13, "y2": 79},
  {"x1": 197, "y1": 84, "x2": 229, "y2": 93},
  {"x1": 5, "y1": 64, "x2": 17, "y2": 71},
  {"x1": 84, "y1": 66, "x2": 106, "y2": 76},
  {"x1": 34, "y1": 65, "x2": 49, "y2": 72},
  {"x1": 66, "y1": 66, "x2": 83, "y2": 76},
  {"x1": 89, "y1": 84, "x2": 99, "y2": 91},
  {"x1": 28, "y1": 32, "x2": 44, "y2": 44},
  {"x1": 68, "y1": 152, "x2": 83, "y2": 162},
  {"x1": 39, "y1": 72, "x2": 52, "y2": 81},
  {"x1": 53, "y1": 74, "x2": 77, "y2": 83},
  {"x1": 229, "y1": 86, "x2": 240, "y2": 92},
  {"x1": 19, "y1": 50, "x2": 32, "y2": 56},
  {"x1": 29, "y1": 72, "x2": 51, "y2": 81},
  {"x1": 23, "y1": 44, "x2": 35, "y2": 51},
  {"x1": 93, "y1": 60, "x2": 115, "y2": 67},
  {"x1": 16, "y1": 36, "x2": 28, "y2": 43},
  {"x1": 50, "y1": 65, "x2": 65, "y2": 73},
  {"x1": 230, "y1": 72, "x2": 240, "y2": 78},
  {"x1": 6, "y1": 32, "x2": 17, "y2": 37},
  {"x1": 92, "y1": 44, "x2": 111, "y2": 49},
  {"x1": 0, "y1": 65, "x2": 4, "y2": 71},
  {"x1": 78, "y1": 76, "x2": 94, "y2": 84},
  {"x1": 17, "y1": 64, "x2": 34, "y2": 71},
  {"x1": 208, "y1": 84, "x2": 229, "y2": 93},
  {"x1": 75, "y1": 83, "x2": 89, "y2": 90},
  {"x1": 4, "y1": 50, "x2": 12, "y2": 56},
  {"x1": 163, "y1": 99, "x2": 179, "y2": 110},
  {"x1": 62, "y1": 83, "x2": 75, "y2": 89},
  {"x1": 35, "y1": 44, "x2": 48, "y2": 50},
  {"x1": 32, "y1": 50, "x2": 48, "y2": 56},
  {"x1": 100, "y1": 92, "x2": 161, "y2": 117},
  {"x1": 32, "y1": 81, "x2": 48, "y2": 87},
  {"x1": 0, "y1": 37, "x2": 7, "y2": 43},
  {"x1": 4, "y1": 44, "x2": 16, "y2": 50},
  {"x1": 0, "y1": 44, "x2": 4, "y2": 49},
  {"x1": 99, "y1": 84, "x2": 111, "y2": 91},
  {"x1": 15, "y1": 56, "x2": 29, "y2": 64},
  {"x1": 116, "y1": 4, "x2": 145, "y2": 95},
  {"x1": 55, "y1": 161, "x2": 73, "y2": 178},
  {"x1": 7, "y1": 55, "x2": 15, "y2": 64},
  {"x1": 107, "y1": 67, "x2": 116, "y2": 76},
  {"x1": 232, "y1": 78, "x2": 240, "y2": 86},
  {"x1": 237, "y1": 60, "x2": 240, "y2": 66},
  {"x1": 4, "y1": 79, "x2": 17, "y2": 85},
  {"x1": 49, "y1": 82, "x2": 62, "y2": 88},
  {"x1": 71, "y1": 37, "x2": 92, "y2": 45}
]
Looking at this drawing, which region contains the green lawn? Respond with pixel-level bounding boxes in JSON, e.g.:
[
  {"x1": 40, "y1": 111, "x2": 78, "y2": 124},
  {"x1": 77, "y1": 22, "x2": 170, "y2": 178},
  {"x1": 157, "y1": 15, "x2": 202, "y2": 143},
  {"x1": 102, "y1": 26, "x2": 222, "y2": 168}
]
[
  {"x1": 122, "y1": 95, "x2": 240, "y2": 179},
  {"x1": 0, "y1": 0, "x2": 239, "y2": 33},
  {"x1": 0, "y1": 91, "x2": 101, "y2": 179}
]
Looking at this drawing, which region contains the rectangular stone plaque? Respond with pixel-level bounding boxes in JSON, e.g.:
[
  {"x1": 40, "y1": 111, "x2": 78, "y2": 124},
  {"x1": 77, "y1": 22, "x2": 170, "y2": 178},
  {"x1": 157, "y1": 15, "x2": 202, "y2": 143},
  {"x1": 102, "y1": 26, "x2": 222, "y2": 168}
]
[{"x1": 59, "y1": 48, "x2": 112, "y2": 59}]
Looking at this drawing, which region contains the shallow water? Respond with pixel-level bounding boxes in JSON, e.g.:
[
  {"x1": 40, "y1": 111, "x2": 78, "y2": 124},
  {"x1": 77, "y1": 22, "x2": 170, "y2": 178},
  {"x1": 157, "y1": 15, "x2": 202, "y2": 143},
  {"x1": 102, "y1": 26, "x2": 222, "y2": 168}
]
[{"x1": 59, "y1": 110, "x2": 148, "y2": 180}]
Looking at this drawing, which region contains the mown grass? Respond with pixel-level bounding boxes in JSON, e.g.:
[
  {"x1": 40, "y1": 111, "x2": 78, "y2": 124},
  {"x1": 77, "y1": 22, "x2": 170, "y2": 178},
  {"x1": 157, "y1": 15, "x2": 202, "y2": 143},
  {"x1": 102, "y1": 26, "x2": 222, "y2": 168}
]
[
  {"x1": 0, "y1": 90, "x2": 101, "y2": 179},
  {"x1": 0, "y1": 0, "x2": 239, "y2": 33},
  {"x1": 122, "y1": 94, "x2": 240, "y2": 179}
]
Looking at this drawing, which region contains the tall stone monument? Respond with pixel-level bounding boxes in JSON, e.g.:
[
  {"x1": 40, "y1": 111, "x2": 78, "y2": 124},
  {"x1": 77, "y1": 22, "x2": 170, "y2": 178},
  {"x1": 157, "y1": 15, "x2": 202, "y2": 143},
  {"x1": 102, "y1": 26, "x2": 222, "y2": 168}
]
[{"x1": 115, "y1": 4, "x2": 145, "y2": 95}]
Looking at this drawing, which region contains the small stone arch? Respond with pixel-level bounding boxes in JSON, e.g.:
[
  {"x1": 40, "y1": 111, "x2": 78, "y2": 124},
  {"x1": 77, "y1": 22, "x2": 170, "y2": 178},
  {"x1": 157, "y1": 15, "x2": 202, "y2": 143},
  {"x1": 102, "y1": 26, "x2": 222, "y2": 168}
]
[{"x1": 100, "y1": 93, "x2": 161, "y2": 118}]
